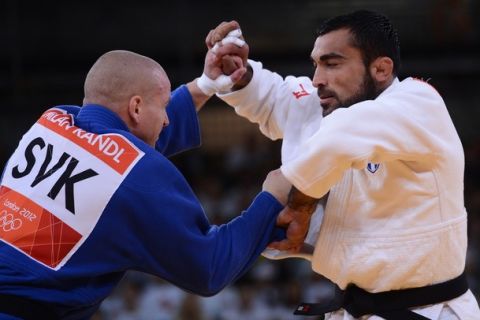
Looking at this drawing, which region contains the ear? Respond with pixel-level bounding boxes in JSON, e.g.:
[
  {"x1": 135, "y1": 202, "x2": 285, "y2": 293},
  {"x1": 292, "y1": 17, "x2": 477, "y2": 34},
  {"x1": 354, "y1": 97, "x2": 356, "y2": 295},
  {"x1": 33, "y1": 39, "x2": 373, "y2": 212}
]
[
  {"x1": 127, "y1": 95, "x2": 143, "y2": 124},
  {"x1": 369, "y1": 57, "x2": 394, "y2": 83}
]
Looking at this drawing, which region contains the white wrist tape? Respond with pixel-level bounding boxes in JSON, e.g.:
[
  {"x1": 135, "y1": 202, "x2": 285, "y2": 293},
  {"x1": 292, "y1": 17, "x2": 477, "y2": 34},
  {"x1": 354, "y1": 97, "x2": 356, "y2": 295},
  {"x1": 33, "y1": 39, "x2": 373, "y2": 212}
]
[{"x1": 197, "y1": 73, "x2": 234, "y2": 96}]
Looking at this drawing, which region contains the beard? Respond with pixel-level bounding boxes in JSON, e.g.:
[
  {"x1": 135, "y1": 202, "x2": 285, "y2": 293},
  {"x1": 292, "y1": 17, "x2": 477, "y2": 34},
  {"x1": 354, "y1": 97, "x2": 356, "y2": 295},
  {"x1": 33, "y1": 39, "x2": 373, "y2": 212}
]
[{"x1": 319, "y1": 73, "x2": 380, "y2": 117}]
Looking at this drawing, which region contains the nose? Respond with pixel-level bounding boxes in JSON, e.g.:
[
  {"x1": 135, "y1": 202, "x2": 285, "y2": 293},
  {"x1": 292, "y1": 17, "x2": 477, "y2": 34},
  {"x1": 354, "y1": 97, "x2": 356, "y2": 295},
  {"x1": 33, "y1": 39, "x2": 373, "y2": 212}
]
[{"x1": 312, "y1": 66, "x2": 327, "y2": 88}]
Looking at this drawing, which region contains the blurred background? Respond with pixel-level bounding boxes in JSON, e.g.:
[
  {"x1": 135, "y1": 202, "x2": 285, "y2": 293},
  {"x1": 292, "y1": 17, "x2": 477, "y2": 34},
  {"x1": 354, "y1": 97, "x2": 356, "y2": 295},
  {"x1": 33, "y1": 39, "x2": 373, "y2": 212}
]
[{"x1": 1, "y1": 0, "x2": 480, "y2": 319}]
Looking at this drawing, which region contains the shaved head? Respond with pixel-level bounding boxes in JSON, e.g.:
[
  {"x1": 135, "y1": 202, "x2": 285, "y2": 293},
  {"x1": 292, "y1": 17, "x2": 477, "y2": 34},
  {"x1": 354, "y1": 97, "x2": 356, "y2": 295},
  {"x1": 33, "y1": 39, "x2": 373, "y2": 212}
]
[
  {"x1": 83, "y1": 50, "x2": 172, "y2": 147},
  {"x1": 83, "y1": 50, "x2": 169, "y2": 109}
]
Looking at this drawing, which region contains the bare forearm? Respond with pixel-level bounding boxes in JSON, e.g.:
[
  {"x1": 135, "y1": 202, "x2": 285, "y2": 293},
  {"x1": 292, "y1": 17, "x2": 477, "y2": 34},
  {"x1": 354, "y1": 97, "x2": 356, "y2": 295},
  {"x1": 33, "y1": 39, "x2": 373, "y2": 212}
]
[{"x1": 186, "y1": 80, "x2": 211, "y2": 112}]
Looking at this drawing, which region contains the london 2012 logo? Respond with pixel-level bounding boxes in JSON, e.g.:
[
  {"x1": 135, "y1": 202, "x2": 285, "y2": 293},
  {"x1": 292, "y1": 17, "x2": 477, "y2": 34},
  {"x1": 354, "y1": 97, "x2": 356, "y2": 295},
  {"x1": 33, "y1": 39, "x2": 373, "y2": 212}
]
[{"x1": 0, "y1": 211, "x2": 22, "y2": 232}]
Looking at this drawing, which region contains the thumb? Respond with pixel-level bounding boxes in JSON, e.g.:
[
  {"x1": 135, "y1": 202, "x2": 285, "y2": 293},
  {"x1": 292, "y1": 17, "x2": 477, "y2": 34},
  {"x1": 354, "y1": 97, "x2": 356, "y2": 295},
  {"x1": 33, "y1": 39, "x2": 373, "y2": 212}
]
[
  {"x1": 230, "y1": 67, "x2": 247, "y2": 83},
  {"x1": 228, "y1": 54, "x2": 245, "y2": 82},
  {"x1": 276, "y1": 207, "x2": 295, "y2": 227}
]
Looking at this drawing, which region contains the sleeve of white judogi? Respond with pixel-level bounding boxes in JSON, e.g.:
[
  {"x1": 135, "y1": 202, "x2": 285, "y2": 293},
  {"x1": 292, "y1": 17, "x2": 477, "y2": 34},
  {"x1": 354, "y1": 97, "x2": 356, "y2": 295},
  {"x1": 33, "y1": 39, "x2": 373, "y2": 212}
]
[
  {"x1": 281, "y1": 79, "x2": 448, "y2": 198},
  {"x1": 217, "y1": 59, "x2": 315, "y2": 140}
]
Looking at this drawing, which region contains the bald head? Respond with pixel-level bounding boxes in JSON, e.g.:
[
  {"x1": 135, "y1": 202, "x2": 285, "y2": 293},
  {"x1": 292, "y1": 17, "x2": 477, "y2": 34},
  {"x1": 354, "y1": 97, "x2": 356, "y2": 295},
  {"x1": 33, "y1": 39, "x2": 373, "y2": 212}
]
[{"x1": 83, "y1": 50, "x2": 169, "y2": 110}]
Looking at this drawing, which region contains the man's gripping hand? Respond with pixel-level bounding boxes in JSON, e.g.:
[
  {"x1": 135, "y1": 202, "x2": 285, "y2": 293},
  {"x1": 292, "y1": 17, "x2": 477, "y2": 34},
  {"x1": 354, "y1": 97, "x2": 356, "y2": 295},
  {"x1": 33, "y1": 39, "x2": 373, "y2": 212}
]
[
  {"x1": 197, "y1": 20, "x2": 251, "y2": 95},
  {"x1": 197, "y1": 21, "x2": 248, "y2": 96},
  {"x1": 268, "y1": 187, "x2": 319, "y2": 252},
  {"x1": 206, "y1": 20, "x2": 248, "y2": 72}
]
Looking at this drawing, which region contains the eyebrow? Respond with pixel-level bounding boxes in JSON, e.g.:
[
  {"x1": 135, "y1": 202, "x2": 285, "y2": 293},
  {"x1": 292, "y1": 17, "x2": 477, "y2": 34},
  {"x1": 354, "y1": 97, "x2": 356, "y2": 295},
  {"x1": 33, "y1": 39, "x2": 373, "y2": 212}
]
[
  {"x1": 319, "y1": 53, "x2": 346, "y2": 61},
  {"x1": 310, "y1": 52, "x2": 346, "y2": 64}
]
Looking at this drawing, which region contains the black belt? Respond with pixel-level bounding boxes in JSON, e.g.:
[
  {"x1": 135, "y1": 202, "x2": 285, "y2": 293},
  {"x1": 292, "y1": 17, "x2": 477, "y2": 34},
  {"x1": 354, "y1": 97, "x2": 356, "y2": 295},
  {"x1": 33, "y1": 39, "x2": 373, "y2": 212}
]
[
  {"x1": 294, "y1": 271, "x2": 469, "y2": 320},
  {"x1": 0, "y1": 293, "x2": 60, "y2": 320}
]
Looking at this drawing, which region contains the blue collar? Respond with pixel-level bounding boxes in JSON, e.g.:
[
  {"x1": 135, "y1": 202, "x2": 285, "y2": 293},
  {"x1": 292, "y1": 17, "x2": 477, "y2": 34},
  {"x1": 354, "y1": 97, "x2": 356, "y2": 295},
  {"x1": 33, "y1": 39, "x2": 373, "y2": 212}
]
[{"x1": 77, "y1": 104, "x2": 129, "y2": 132}]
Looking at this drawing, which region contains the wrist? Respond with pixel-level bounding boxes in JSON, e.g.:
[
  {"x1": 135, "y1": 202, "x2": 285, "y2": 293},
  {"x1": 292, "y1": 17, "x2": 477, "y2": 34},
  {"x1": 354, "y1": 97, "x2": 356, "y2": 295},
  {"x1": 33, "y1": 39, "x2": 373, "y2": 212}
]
[
  {"x1": 196, "y1": 73, "x2": 217, "y2": 97},
  {"x1": 287, "y1": 187, "x2": 319, "y2": 215},
  {"x1": 187, "y1": 80, "x2": 211, "y2": 111}
]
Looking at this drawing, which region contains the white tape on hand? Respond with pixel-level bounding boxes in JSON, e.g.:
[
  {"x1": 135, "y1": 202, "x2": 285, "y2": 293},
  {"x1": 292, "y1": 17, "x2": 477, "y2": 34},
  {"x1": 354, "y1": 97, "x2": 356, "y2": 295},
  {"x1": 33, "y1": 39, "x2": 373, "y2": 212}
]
[
  {"x1": 200, "y1": 28, "x2": 244, "y2": 95},
  {"x1": 226, "y1": 28, "x2": 242, "y2": 38},
  {"x1": 197, "y1": 73, "x2": 234, "y2": 96},
  {"x1": 211, "y1": 29, "x2": 244, "y2": 53}
]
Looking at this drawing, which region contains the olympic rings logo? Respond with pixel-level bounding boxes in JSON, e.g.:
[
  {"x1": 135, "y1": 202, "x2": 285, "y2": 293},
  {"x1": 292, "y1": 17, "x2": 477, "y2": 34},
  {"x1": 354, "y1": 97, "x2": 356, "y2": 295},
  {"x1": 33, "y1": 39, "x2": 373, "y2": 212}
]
[{"x1": 0, "y1": 210, "x2": 22, "y2": 232}]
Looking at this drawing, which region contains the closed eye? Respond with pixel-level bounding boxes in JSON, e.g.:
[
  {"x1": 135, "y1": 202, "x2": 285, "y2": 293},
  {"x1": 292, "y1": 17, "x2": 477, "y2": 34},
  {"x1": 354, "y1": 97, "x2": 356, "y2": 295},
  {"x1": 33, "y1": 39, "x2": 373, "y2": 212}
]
[
  {"x1": 319, "y1": 52, "x2": 345, "y2": 68},
  {"x1": 325, "y1": 62, "x2": 339, "y2": 67}
]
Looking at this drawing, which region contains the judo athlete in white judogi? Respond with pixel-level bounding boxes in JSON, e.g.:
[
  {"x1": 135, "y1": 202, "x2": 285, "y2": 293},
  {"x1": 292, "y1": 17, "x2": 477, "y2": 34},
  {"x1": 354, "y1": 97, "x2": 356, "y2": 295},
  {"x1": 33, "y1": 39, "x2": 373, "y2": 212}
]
[{"x1": 201, "y1": 10, "x2": 480, "y2": 320}]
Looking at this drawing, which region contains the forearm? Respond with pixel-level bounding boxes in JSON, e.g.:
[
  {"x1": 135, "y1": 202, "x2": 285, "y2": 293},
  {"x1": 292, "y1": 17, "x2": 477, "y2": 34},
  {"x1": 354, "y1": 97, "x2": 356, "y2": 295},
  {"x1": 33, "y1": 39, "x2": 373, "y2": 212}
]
[
  {"x1": 186, "y1": 79, "x2": 212, "y2": 112},
  {"x1": 217, "y1": 60, "x2": 292, "y2": 140},
  {"x1": 203, "y1": 192, "x2": 283, "y2": 293},
  {"x1": 164, "y1": 192, "x2": 283, "y2": 296}
]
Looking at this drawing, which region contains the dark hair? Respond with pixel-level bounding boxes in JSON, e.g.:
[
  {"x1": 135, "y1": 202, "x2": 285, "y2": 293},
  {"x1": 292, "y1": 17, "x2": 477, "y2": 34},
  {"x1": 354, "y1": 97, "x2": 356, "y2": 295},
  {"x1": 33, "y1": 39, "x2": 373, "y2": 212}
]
[{"x1": 318, "y1": 10, "x2": 401, "y2": 75}]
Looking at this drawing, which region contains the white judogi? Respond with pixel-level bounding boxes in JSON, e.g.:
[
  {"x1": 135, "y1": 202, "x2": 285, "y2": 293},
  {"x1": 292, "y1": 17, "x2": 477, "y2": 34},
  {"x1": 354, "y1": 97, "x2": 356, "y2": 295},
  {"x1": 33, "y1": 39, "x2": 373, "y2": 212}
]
[{"x1": 218, "y1": 60, "x2": 480, "y2": 319}]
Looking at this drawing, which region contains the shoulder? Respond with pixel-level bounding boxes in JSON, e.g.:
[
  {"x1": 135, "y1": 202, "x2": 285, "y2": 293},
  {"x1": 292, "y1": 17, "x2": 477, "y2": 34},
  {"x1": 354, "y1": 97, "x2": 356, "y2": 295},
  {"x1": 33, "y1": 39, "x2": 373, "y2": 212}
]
[
  {"x1": 395, "y1": 77, "x2": 444, "y2": 103},
  {"x1": 169, "y1": 85, "x2": 194, "y2": 108},
  {"x1": 120, "y1": 138, "x2": 186, "y2": 192},
  {"x1": 355, "y1": 77, "x2": 447, "y2": 115}
]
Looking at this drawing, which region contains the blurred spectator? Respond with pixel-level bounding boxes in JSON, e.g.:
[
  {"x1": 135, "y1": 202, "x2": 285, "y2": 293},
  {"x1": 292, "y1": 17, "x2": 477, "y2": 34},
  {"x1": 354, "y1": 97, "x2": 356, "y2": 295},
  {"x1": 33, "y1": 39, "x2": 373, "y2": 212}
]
[
  {"x1": 201, "y1": 286, "x2": 240, "y2": 319},
  {"x1": 218, "y1": 284, "x2": 271, "y2": 320},
  {"x1": 114, "y1": 280, "x2": 143, "y2": 320},
  {"x1": 176, "y1": 294, "x2": 205, "y2": 320},
  {"x1": 137, "y1": 278, "x2": 186, "y2": 320}
]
